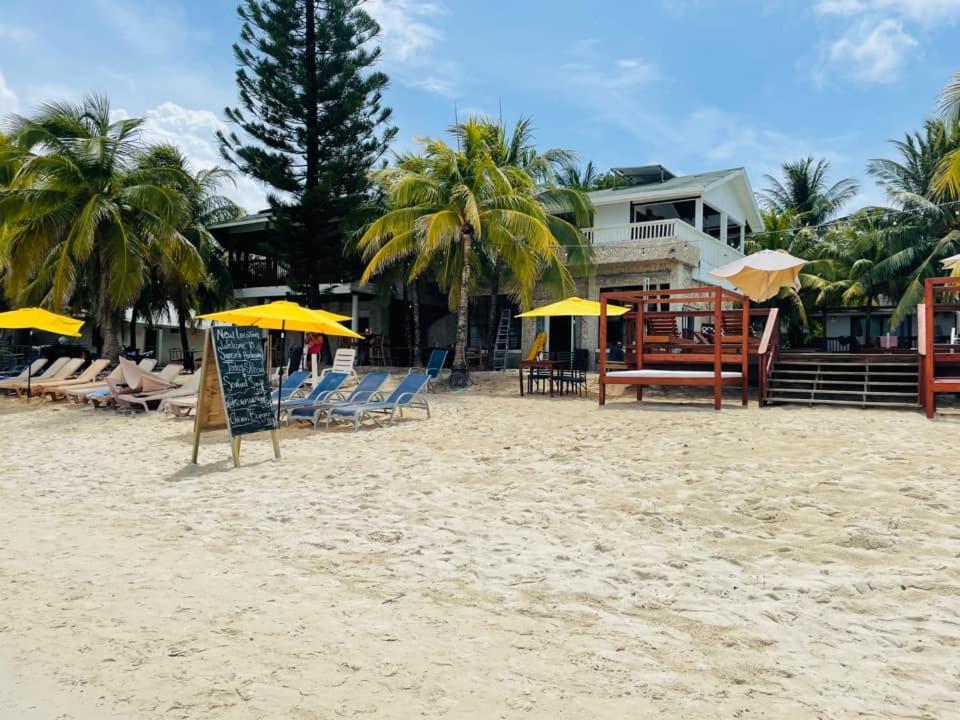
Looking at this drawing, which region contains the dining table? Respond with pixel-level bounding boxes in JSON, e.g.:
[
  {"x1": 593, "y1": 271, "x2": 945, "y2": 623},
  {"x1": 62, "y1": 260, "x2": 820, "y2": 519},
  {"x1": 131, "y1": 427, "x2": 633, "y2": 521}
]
[{"x1": 518, "y1": 358, "x2": 558, "y2": 397}]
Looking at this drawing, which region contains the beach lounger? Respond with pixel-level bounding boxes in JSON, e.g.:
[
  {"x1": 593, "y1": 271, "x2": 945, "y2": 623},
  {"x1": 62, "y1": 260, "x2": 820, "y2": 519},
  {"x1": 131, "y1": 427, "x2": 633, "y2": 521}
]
[
  {"x1": 271, "y1": 370, "x2": 310, "y2": 402},
  {"x1": 11, "y1": 357, "x2": 84, "y2": 396},
  {"x1": 164, "y1": 395, "x2": 197, "y2": 417},
  {"x1": 327, "y1": 373, "x2": 430, "y2": 431},
  {"x1": 408, "y1": 349, "x2": 447, "y2": 391},
  {"x1": 320, "y1": 348, "x2": 359, "y2": 385},
  {"x1": 33, "y1": 359, "x2": 111, "y2": 398},
  {"x1": 115, "y1": 372, "x2": 200, "y2": 413},
  {"x1": 1, "y1": 356, "x2": 67, "y2": 392},
  {"x1": 61, "y1": 359, "x2": 158, "y2": 403},
  {"x1": 90, "y1": 358, "x2": 179, "y2": 408},
  {"x1": 0, "y1": 358, "x2": 48, "y2": 387},
  {"x1": 276, "y1": 371, "x2": 348, "y2": 422},
  {"x1": 288, "y1": 371, "x2": 389, "y2": 429}
]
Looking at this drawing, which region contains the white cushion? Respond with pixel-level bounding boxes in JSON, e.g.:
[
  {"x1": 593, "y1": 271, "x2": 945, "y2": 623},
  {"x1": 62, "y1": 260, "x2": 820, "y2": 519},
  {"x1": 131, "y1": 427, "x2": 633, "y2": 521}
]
[{"x1": 606, "y1": 369, "x2": 742, "y2": 379}]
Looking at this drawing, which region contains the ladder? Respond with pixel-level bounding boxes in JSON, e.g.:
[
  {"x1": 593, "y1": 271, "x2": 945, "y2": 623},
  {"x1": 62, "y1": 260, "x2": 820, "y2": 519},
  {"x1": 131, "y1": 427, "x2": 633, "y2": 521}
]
[{"x1": 492, "y1": 309, "x2": 511, "y2": 371}]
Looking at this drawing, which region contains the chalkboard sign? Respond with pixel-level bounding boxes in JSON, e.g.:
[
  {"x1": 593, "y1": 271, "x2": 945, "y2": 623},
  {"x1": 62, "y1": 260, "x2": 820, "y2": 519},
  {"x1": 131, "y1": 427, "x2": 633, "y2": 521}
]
[
  {"x1": 192, "y1": 326, "x2": 280, "y2": 467},
  {"x1": 211, "y1": 325, "x2": 275, "y2": 436}
]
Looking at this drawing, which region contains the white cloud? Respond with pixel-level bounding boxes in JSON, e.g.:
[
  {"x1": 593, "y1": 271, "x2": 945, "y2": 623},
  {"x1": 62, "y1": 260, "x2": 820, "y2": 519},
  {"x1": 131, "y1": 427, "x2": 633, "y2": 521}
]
[
  {"x1": 0, "y1": 69, "x2": 21, "y2": 118},
  {"x1": 814, "y1": 0, "x2": 960, "y2": 84},
  {"x1": 564, "y1": 56, "x2": 661, "y2": 91},
  {"x1": 0, "y1": 23, "x2": 34, "y2": 42},
  {"x1": 364, "y1": 0, "x2": 458, "y2": 96},
  {"x1": 828, "y1": 18, "x2": 917, "y2": 83},
  {"x1": 139, "y1": 102, "x2": 271, "y2": 213},
  {"x1": 817, "y1": 0, "x2": 960, "y2": 23}
]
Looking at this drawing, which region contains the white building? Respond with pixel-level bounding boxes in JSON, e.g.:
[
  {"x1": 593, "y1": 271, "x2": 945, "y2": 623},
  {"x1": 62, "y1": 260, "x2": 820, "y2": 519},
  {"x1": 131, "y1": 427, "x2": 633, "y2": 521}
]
[{"x1": 523, "y1": 165, "x2": 765, "y2": 362}]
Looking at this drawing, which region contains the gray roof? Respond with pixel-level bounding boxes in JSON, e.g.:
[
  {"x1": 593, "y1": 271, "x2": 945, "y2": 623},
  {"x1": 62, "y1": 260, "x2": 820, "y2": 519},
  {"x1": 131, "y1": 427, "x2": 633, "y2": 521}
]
[{"x1": 589, "y1": 168, "x2": 743, "y2": 205}]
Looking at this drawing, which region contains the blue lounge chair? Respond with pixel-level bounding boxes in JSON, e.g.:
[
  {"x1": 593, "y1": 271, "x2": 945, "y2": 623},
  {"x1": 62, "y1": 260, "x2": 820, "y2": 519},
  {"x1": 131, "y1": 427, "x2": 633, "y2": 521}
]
[
  {"x1": 276, "y1": 371, "x2": 348, "y2": 421},
  {"x1": 327, "y1": 373, "x2": 431, "y2": 431},
  {"x1": 271, "y1": 370, "x2": 310, "y2": 402},
  {"x1": 288, "y1": 372, "x2": 389, "y2": 429},
  {"x1": 409, "y1": 349, "x2": 448, "y2": 391}
]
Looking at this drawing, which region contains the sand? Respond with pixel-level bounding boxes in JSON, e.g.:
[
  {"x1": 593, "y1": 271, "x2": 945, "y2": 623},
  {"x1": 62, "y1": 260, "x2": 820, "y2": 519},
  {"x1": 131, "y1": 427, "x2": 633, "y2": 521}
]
[{"x1": 1, "y1": 373, "x2": 959, "y2": 718}]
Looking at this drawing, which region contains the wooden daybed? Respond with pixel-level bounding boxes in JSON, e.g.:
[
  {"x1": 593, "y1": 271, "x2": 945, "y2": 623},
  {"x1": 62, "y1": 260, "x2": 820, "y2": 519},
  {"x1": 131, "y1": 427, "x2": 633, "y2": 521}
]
[
  {"x1": 919, "y1": 276, "x2": 960, "y2": 418},
  {"x1": 598, "y1": 286, "x2": 771, "y2": 410}
]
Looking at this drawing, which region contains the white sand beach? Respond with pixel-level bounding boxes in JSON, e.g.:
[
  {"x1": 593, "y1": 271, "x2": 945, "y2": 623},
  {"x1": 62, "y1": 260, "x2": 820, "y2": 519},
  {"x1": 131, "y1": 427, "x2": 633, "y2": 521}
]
[{"x1": 1, "y1": 375, "x2": 959, "y2": 718}]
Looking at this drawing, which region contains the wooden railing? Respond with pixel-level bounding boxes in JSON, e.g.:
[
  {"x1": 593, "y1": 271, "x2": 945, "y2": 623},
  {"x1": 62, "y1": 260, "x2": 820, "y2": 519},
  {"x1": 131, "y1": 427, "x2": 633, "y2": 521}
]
[
  {"x1": 230, "y1": 257, "x2": 290, "y2": 288},
  {"x1": 758, "y1": 307, "x2": 780, "y2": 407}
]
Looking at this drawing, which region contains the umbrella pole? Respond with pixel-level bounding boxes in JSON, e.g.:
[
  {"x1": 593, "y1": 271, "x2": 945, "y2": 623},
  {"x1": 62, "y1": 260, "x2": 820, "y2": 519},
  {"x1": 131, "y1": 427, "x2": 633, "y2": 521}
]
[
  {"x1": 276, "y1": 320, "x2": 285, "y2": 425},
  {"x1": 26, "y1": 329, "x2": 33, "y2": 401}
]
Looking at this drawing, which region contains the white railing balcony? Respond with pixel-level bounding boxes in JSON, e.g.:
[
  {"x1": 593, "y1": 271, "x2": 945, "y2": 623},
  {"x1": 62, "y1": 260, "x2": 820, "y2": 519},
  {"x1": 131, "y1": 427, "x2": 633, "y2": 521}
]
[{"x1": 582, "y1": 219, "x2": 744, "y2": 281}]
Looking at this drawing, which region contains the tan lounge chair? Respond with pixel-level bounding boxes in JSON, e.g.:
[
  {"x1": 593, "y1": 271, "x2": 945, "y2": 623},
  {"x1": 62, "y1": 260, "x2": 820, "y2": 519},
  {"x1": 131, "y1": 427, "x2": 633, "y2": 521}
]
[
  {"x1": 164, "y1": 395, "x2": 197, "y2": 418},
  {"x1": 61, "y1": 358, "x2": 158, "y2": 403},
  {"x1": 91, "y1": 359, "x2": 180, "y2": 409},
  {"x1": 11, "y1": 357, "x2": 84, "y2": 396},
  {"x1": 0, "y1": 358, "x2": 49, "y2": 388},
  {"x1": 115, "y1": 372, "x2": 199, "y2": 413},
  {"x1": 33, "y1": 359, "x2": 111, "y2": 398},
  {"x1": 1, "y1": 356, "x2": 66, "y2": 392}
]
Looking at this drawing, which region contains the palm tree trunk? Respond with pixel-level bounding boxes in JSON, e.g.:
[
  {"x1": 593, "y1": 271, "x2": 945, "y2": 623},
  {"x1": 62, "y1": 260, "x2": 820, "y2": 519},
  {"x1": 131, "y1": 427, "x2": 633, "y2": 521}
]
[
  {"x1": 411, "y1": 279, "x2": 422, "y2": 368},
  {"x1": 485, "y1": 269, "x2": 500, "y2": 370},
  {"x1": 100, "y1": 311, "x2": 122, "y2": 362},
  {"x1": 449, "y1": 229, "x2": 472, "y2": 387}
]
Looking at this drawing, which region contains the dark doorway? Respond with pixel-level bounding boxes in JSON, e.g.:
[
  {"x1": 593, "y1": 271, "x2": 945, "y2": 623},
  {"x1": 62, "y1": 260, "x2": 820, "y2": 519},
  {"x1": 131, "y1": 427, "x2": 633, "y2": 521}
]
[{"x1": 550, "y1": 315, "x2": 573, "y2": 353}]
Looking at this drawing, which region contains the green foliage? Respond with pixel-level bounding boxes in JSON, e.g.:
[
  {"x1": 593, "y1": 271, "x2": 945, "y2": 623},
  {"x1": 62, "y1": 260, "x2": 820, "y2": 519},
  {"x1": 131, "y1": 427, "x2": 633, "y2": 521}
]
[
  {"x1": 356, "y1": 117, "x2": 592, "y2": 372},
  {"x1": 0, "y1": 96, "x2": 199, "y2": 358},
  {"x1": 761, "y1": 157, "x2": 859, "y2": 226},
  {"x1": 219, "y1": 0, "x2": 397, "y2": 302}
]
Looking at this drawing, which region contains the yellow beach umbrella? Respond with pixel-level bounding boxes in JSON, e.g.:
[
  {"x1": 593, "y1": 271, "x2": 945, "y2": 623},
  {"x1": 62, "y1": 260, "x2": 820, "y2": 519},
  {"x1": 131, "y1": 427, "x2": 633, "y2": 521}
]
[
  {"x1": 515, "y1": 296, "x2": 629, "y2": 318},
  {"x1": 942, "y1": 253, "x2": 960, "y2": 271},
  {"x1": 0, "y1": 307, "x2": 84, "y2": 398},
  {"x1": 709, "y1": 250, "x2": 807, "y2": 302},
  {"x1": 198, "y1": 300, "x2": 361, "y2": 338},
  {"x1": 198, "y1": 300, "x2": 361, "y2": 424}
]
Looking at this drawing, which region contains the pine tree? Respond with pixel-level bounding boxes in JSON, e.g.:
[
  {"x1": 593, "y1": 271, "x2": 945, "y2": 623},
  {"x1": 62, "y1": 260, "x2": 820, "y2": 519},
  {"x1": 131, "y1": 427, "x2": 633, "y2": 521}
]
[{"x1": 218, "y1": 0, "x2": 396, "y2": 303}]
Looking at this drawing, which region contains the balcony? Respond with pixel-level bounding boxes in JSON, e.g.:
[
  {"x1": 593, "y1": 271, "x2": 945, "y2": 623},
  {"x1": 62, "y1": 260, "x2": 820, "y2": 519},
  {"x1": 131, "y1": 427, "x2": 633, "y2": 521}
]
[
  {"x1": 582, "y1": 219, "x2": 744, "y2": 281},
  {"x1": 230, "y1": 257, "x2": 290, "y2": 289}
]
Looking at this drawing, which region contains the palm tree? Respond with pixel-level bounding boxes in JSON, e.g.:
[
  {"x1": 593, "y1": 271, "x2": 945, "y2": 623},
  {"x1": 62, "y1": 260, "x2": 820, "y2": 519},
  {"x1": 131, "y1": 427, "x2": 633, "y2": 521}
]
[
  {"x1": 357, "y1": 117, "x2": 584, "y2": 386},
  {"x1": 136, "y1": 144, "x2": 243, "y2": 368},
  {"x1": 478, "y1": 118, "x2": 593, "y2": 366},
  {"x1": 760, "y1": 157, "x2": 859, "y2": 227},
  {"x1": 934, "y1": 71, "x2": 960, "y2": 198},
  {"x1": 863, "y1": 119, "x2": 960, "y2": 326},
  {"x1": 0, "y1": 96, "x2": 200, "y2": 360}
]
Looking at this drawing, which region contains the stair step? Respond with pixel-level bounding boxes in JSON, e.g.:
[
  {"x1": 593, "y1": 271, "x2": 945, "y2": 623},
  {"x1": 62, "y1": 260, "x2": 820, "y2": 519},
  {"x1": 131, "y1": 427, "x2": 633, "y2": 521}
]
[
  {"x1": 768, "y1": 387, "x2": 917, "y2": 397},
  {"x1": 770, "y1": 379, "x2": 917, "y2": 388},
  {"x1": 774, "y1": 370, "x2": 916, "y2": 378},
  {"x1": 767, "y1": 396, "x2": 919, "y2": 408}
]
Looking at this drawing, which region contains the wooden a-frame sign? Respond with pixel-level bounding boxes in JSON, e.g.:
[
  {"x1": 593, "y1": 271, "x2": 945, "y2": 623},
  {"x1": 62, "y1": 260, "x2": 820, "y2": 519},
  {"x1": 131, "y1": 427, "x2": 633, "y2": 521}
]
[{"x1": 191, "y1": 326, "x2": 280, "y2": 468}]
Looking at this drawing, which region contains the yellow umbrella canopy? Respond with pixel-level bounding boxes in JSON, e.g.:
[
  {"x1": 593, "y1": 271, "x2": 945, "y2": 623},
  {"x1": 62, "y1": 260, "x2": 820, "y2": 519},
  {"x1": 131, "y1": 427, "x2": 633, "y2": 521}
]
[
  {"x1": 0, "y1": 307, "x2": 84, "y2": 337},
  {"x1": 198, "y1": 300, "x2": 362, "y2": 338},
  {"x1": 516, "y1": 297, "x2": 630, "y2": 318},
  {"x1": 709, "y1": 250, "x2": 807, "y2": 302}
]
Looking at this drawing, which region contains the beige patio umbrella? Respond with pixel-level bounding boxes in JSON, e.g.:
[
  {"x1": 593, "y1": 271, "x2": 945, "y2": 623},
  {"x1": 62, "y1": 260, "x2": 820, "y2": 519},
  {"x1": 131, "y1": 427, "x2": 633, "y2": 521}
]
[
  {"x1": 709, "y1": 250, "x2": 807, "y2": 302},
  {"x1": 941, "y1": 253, "x2": 960, "y2": 270}
]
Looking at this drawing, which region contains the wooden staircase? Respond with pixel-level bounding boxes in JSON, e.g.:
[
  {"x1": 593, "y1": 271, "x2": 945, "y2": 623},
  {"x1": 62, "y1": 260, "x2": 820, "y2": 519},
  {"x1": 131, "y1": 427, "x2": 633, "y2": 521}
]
[{"x1": 765, "y1": 353, "x2": 919, "y2": 409}]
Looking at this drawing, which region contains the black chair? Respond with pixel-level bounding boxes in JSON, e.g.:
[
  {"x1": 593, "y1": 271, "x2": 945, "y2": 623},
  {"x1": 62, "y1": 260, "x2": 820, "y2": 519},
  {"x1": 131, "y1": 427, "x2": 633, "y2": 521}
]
[{"x1": 560, "y1": 349, "x2": 589, "y2": 397}]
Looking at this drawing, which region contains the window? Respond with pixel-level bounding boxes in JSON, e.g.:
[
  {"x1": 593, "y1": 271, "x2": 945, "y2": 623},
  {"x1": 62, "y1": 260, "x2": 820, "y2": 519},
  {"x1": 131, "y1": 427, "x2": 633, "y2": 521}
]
[
  {"x1": 702, "y1": 203, "x2": 723, "y2": 239},
  {"x1": 631, "y1": 198, "x2": 697, "y2": 226}
]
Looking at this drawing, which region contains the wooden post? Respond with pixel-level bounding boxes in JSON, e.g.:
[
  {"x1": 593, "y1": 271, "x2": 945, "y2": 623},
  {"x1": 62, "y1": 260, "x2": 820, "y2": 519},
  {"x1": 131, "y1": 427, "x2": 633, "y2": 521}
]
[
  {"x1": 923, "y1": 282, "x2": 935, "y2": 418},
  {"x1": 230, "y1": 438, "x2": 241, "y2": 468},
  {"x1": 598, "y1": 295, "x2": 608, "y2": 407},
  {"x1": 191, "y1": 330, "x2": 214, "y2": 464},
  {"x1": 636, "y1": 295, "x2": 645, "y2": 402},
  {"x1": 741, "y1": 296, "x2": 750, "y2": 406},
  {"x1": 713, "y1": 286, "x2": 723, "y2": 410},
  {"x1": 271, "y1": 429, "x2": 281, "y2": 459}
]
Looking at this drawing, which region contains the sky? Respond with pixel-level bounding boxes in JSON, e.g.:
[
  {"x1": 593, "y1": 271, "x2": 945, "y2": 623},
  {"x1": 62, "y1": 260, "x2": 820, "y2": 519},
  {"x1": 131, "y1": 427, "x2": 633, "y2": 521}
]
[{"x1": 0, "y1": 0, "x2": 957, "y2": 214}]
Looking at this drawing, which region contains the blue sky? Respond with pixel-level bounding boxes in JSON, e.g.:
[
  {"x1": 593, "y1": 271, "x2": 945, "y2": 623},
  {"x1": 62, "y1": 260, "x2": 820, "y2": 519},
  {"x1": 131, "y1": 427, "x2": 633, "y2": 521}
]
[{"x1": 0, "y1": 0, "x2": 957, "y2": 213}]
